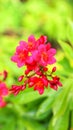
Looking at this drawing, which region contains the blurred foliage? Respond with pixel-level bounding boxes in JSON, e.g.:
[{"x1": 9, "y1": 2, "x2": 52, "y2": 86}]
[{"x1": 0, "y1": 0, "x2": 73, "y2": 130}]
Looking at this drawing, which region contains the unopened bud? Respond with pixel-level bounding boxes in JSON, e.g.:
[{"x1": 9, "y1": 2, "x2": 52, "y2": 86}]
[
  {"x1": 43, "y1": 67, "x2": 48, "y2": 72},
  {"x1": 18, "y1": 75, "x2": 24, "y2": 82},
  {"x1": 25, "y1": 69, "x2": 30, "y2": 75},
  {"x1": 52, "y1": 67, "x2": 56, "y2": 73},
  {"x1": 21, "y1": 85, "x2": 26, "y2": 90},
  {"x1": 3, "y1": 70, "x2": 8, "y2": 80}
]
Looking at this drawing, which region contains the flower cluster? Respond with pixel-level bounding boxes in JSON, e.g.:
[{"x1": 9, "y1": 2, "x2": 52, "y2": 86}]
[
  {"x1": 0, "y1": 70, "x2": 8, "y2": 107},
  {"x1": 10, "y1": 35, "x2": 62, "y2": 95}
]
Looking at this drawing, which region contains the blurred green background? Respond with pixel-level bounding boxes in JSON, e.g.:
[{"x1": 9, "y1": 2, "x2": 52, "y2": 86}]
[{"x1": 0, "y1": 0, "x2": 73, "y2": 130}]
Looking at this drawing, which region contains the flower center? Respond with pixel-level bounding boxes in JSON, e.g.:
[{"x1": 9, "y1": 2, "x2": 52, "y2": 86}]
[
  {"x1": 36, "y1": 80, "x2": 43, "y2": 87},
  {"x1": 28, "y1": 52, "x2": 32, "y2": 56},
  {"x1": 42, "y1": 52, "x2": 48, "y2": 61},
  {"x1": 19, "y1": 52, "x2": 27, "y2": 61},
  {"x1": 28, "y1": 42, "x2": 33, "y2": 48}
]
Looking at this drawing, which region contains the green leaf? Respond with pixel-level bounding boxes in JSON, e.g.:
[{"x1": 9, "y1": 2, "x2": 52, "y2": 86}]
[
  {"x1": 59, "y1": 57, "x2": 73, "y2": 73},
  {"x1": 21, "y1": 118, "x2": 46, "y2": 130},
  {"x1": 48, "y1": 108, "x2": 69, "y2": 130},
  {"x1": 67, "y1": 20, "x2": 73, "y2": 45},
  {"x1": 16, "y1": 119, "x2": 26, "y2": 130},
  {"x1": 52, "y1": 79, "x2": 72, "y2": 123},
  {"x1": 71, "y1": 111, "x2": 73, "y2": 129},
  {"x1": 58, "y1": 40, "x2": 73, "y2": 60},
  {"x1": 0, "y1": 116, "x2": 16, "y2": 130},
  {"x1": 36, "y1": 92, "x2": 57, "y2": 117}
]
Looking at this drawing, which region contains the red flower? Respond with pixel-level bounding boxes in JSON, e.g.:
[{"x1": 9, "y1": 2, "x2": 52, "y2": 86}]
[
  {"x1": 36, "y1": 35, "x2": 47, "y2": 45},
  {"x1": 26, "y1": 61, "x2": 39, "y2": 74},
  {"x1": 28, "y1": 76, "x2": 48, "y2": 94},
  {"x1": 49, "y1": 76, "x2": 62, "y2": 90},
  {"x1": 10, "y1": 84, "x2": 26, "y2": 96}
]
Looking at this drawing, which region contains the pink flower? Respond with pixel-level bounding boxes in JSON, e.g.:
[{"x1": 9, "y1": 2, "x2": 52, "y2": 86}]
[
  {"x1": 27, "y1": 35, "x2": 36, "y2": 51},
  {"x1": 0, "y1": 82, "x2": 8, "y2": 96},
  {"x1": 39, "y1": 44, "x2": 56, "y2": 66},
  {"x1": 11, "y1": 35, "x2": 56, "y2": 68},
  {"x1": 36, "y1": 35, "x2": 47, "y2": 45},
  {"x1": 28, "y1": 76, "x2": 48, "y2": 94},
  {"x1": 11, "y1": 41, "x2": 33, "y2": 67},
  {"x1": 27, "y1": 35, "x2": 47, "y2": 51},
  {"x1": 0, "y1": 82, "x2": 8, "y2": 108},
  {"x1": 11, "y1": 35, "x2": 62, "y2": 95},
  {"x1": 32, "y1": 44, "x2": 56, "y2": 66},
  {"x1": 0, "y1": 97, "x2": 6, "y2": 107}
]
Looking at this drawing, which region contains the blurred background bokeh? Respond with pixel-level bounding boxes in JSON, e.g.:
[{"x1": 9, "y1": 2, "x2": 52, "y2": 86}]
[{"x1": 0, "y1": 0, "x2": 73, "y2": 130}]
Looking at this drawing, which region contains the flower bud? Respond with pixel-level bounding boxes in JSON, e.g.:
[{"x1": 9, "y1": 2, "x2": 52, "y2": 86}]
[
  {"x1": 52, "y1": 67, "x2": 56, "y2": 73},
  {"x1": 3, "y1": 70, "x2": 8, "y2": 80},
  {"x1": 18, "y1": 75, "x2": 24, "y2": 82},
  {"x1": 43, "y1": 67, "x2": 48, "y2": 72},
  {"x1": 21, "y1": 85, "x2": 26, "y2": 90}
]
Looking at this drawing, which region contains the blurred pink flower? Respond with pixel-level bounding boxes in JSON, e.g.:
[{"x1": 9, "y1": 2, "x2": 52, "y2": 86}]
[{"x1": 0, "y1": 82, "x2": 8, "y2": 107}]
